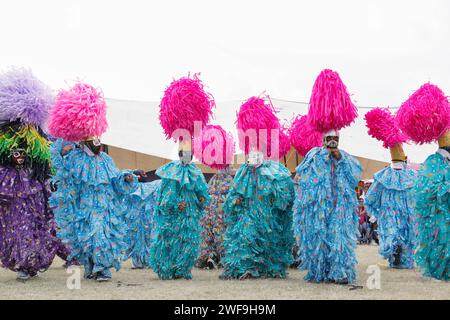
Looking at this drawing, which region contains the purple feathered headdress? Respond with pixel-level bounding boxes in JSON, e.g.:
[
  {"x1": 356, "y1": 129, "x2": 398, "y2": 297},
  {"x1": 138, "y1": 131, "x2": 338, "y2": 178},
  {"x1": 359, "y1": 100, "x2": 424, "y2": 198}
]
[{"x1": 0, "y1": 67, "x2": 54, "y2": 128}]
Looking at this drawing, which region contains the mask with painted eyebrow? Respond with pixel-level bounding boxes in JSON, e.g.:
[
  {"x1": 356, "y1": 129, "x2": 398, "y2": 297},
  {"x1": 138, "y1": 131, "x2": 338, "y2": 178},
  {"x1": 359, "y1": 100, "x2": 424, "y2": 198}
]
[{"x1": 10, "y1": 148, "x2": 26, "y2": 166}]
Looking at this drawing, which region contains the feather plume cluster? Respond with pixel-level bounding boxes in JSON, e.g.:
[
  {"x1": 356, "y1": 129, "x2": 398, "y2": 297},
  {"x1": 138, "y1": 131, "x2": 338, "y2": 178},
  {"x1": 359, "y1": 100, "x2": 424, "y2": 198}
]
[
  {"x1": 364, "y1": 108, "x2": 408, "y2": 148},
  {"x1": 396, "y1": 83, "x2": 450, "y2": 144},
  {"x1": 159, "y1": 74, "x2": 215, "y2": 140},
  {"x1": 308, "y1": 69, "x2": 358, "y2": 132},
  {"x1": 236, "y1": 96, "x2": 282, "y2": 157},
  {"x1": 0, "y1": 67, "x2": 53, "y2": 128},
  {"x1": 288, "y1": 115, "x2": 322, "y2": 156},
  {"x1": 278, "y1": 126, "x2": 291, "y2": 159},
  {"x1": 193, "y1": 124, "x2": 235, "y2": 169},
  {"x1": 48, "y1": 82, "x2": 108, "y2": 142}
]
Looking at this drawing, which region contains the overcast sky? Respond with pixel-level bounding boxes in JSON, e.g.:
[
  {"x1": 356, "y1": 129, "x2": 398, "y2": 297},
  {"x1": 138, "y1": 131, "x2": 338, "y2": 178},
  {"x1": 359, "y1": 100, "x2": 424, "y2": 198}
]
[{"x1": 1, "y1": 0, "x2": 449, "y2": 108}]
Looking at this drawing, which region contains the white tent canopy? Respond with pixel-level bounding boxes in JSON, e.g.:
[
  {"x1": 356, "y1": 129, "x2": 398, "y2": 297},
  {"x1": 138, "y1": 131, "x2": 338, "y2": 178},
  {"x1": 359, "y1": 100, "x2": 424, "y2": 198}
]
[{"x1": 103, "y1": 98, "x2": 437, "y2": 164}]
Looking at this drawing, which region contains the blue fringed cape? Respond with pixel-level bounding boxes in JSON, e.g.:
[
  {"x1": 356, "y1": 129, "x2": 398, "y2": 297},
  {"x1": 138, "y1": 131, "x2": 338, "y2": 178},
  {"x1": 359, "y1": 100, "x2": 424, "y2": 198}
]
[
  {"x1": 294, "y1": 147, "x2": 362, "y2": 283},
  {"x1": 123, "y1": 179, "x2": 161, "y2": 268},
  {"x1": 49, "y1": 142, "x2": 138, "y2": 276},
  {"x1": 221, "y1": 161, "x2": 295, "y2": 279},
  {"x1": 413, "y1": 152, "x2": 450, "y2": 280},
  {"x1": 150, "y1": 161, "x2": 209, "y2": 280},
  {"x1": 365, "y1": 167, "x2": 417, "y2": 268}
]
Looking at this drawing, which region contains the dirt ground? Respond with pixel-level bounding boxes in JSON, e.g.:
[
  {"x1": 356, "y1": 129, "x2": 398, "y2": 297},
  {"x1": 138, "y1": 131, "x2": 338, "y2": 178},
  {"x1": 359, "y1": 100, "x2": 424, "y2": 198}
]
[{"x1": 0, "y1": 245, "x2": 448, "y2": 300}]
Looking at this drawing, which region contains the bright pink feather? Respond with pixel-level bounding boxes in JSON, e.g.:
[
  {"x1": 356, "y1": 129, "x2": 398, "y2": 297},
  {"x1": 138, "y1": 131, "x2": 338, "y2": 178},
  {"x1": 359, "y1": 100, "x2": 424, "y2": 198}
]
[
  {"x1": 236, "y1": 96, "x2": 282, "y2": 158},
  {"x1": 278, "y1": 126, "x2": 291, "y2": 159},
  {"x1": 396, "y1": 83, "x2": 450, "y2": 144},
  {"x1": 193, "y1": 124, "x2": 235, "y2": 170},
  {"x1": 308, "y1": 69, "x2": 358, "y2": 132},
  {"x1": 364, "y1": 107, "x2": 408, "y2": 148},
  {"x1": 159, "y1": 74, "x2": 215, "y2": 140},
  {"x1": 48, "y1": 82, "x2": 108, "y2": 142},
  {"x1": 288, "y1": 115, "x2": 322, "y2": 157}
]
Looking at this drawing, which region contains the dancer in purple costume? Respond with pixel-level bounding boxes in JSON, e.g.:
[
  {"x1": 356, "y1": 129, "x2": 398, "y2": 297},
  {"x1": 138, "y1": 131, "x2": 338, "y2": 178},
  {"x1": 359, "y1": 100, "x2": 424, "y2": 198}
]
[{"x1": 0, "y1": 68, "x2": 59, "y2": 281}]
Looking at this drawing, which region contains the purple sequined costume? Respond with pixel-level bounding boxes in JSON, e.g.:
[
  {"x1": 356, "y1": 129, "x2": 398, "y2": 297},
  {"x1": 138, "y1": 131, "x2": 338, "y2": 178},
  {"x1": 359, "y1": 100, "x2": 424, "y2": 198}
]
[{"x1": 0, "y1": 166, "x2": 59, "y2": 275}]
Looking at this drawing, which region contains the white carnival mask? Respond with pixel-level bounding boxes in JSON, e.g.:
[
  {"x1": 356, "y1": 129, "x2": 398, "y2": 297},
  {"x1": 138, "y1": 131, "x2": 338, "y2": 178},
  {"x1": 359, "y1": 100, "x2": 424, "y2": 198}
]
[{"x1": 247, "y1": 151, "x2": 264, "y2": 167}]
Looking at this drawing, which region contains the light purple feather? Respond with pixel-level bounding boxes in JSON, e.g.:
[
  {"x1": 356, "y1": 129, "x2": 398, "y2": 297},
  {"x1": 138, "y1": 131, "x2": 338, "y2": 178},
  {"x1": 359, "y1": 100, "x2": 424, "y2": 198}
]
[{"x1": 0, "y1": 67, "x2": 54, "y2": 127}]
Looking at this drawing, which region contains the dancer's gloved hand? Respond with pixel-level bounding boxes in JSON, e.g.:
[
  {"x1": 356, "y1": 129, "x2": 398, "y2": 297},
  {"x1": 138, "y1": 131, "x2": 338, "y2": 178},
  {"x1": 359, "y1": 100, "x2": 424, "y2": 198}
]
[
  {"x1": 61, "y1": 145, "x2": 74, "y2": 156},
  {"x1": 133, "y1": 170, "x2": 148, "y2": 182},
  {"x1": 50, "y1": 181, "x2": 59, "y2": 192},
  {"x1": 328, "y1": 148, "x2": 342, "y2": 160},
  {"x1": 178, "y1": 201, "x2": 187, "y2": 212},
  {"x1": 133, "y1": 169, "x2": 146, "y2": 177},
  {"x1": 124, "y1": 174, "x2": 135, "y2": 183}
]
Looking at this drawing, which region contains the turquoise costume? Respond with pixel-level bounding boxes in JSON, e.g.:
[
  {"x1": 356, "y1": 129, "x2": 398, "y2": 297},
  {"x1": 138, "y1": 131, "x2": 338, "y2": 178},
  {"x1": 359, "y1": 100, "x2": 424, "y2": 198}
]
[
  {"x1": 414, "y1": 151, "x2": 450, "y2": 280},
  {"x1": 150, "y1": 161, "x2": 209, "y2": 280},
  {"x1": 221, "y1": 161, "x2": 295, "y2": 279}
]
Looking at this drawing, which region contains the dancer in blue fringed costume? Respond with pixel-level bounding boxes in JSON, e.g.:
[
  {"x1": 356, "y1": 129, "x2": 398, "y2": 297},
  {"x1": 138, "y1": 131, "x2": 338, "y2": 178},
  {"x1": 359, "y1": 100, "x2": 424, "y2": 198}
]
[
  {"x1": 294, "y1": 131, "x2": 362, "y2": 284},
  {"x1": 150, "y1": 143, "x2": 209, "y2": 280},
  {"x1": 221, "y1": 156, "x2": 295, "y2": 279},
  {"x1": 124, "y1": 175, "x2": 161, "y2": 269},
  {"x1": 364, "y1": 108, "x2": 418, "y2": 269},
  {"x1": 48, "y1": 138, "x2": 80, "y2": 268},
  {"x1": 48, "y1": 82, "x2": 138, "y2": 282},
  {"x1": 365, "y1": 163, "x2": 417, "y2": 269},
  {"x1": 50, "y1": 141, "x2": 137, "y2": 281},
  {"x1": 413, "y1": 148, "x2": 450, "y2": 280}
]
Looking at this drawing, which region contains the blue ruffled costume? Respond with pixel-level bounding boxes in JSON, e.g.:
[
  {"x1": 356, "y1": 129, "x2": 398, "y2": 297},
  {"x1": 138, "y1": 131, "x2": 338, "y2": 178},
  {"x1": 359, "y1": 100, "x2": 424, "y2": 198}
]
[
  {"x1": 365, "y1": 167, "x2": 417, "y2": 269},
  {"x1": 221, "y1": 161, "x2": 295, "y2": 279},
  {"x1": 50, "y1": 140, "x2": 138, "y2": 278},
  {"x1": 294, "y1": 147, "x2": 362, "y2": 283},
  {"x1": 124, "y1": 180, "x2": 161, "y2": 268},
  {"x1": 413, "y1": 152, "x2": 450, "y2": 280},
  {"x1": 150, "y1": 161, "x2": 209, "y2": 280}
]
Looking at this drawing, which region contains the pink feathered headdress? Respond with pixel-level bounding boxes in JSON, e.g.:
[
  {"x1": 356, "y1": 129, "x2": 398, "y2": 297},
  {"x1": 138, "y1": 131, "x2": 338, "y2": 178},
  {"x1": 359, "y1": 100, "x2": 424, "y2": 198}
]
[
  {"x1": 48, "y1": 82, "x2": 108, "y2": 142},
  {"x1": 365, "y1": 108, "x2": 408, "y2": 148},
  {"x1": 159, "y1": 74, "x2": 215, "y2": 140},
  {"x1": 396, "y1": 83, "x2": 450, "y2": 144},
  {"x1": 236, "y1": 96, "x2": 282, "y2": 158},
  {"x1": 193, "y1": 124, "x2": 235, "y2": 170},
  {"x1": 308, "y1": 69, "x2": 358, "y2": 133},
  {"x1": 288, "y1": 115, "x2": 322, "y2": 157}
]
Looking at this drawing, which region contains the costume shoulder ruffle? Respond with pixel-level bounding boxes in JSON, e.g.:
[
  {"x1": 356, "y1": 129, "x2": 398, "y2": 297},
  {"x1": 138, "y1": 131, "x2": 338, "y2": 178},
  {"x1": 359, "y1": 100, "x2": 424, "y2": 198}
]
[
  {"x1": 156, "y1": 161, "x2": 204, "y2": 187},
  {"x1": 373, "y1": 167, "x2": 417, "y2": 191},
  {"x1": 53, "y1": 149, "x2": 122, "y2": 186}
]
